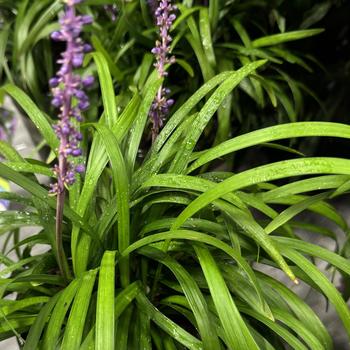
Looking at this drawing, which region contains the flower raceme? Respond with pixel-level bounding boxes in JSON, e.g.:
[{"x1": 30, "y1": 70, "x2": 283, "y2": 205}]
[
  {"x1": 152, "y1": 0, "x2": 176, "y2": 78},
  {"x1": 49, "y1": 0, "x2": 93, "y2": 194},
  {"x1": 149, "y1": 0, "x2": 176, "y2": 142}
]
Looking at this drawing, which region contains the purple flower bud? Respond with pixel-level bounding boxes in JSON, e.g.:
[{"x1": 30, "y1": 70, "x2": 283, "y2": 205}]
[
  {"x1": 72, "y1": 54, "x2": 84, "y2": 67},
  {"x1": 52, "y1": 97, "x2": 62, "y2": 107},
  {"x1": 83, "y1": 43, "x2": 92, "y2": 53},
  {"x1": 49, "y1": 183, "x2": 58, "y2": 194},
  {"x1": 82, "y1": 75, "x2": 94, "y2": 87},
  {"x1": 65, "y1": 170, "x2": 76, "y2": 185},
  {"x1": 75, "y1": 90, "x2": 87, "y2": 100},
  {"x1": 72, "y1": 148, "x2": 82, "y2": 157},
  {"x1": 151, "y1": 47, "x2": 161, "y2": 55},
  {"x1": 75, "y1": 164, "x2": 85, "y2": 173},
  {"x1": 78, "y1": 100, "x2": 90, "y2": 110},
  {"x1": 49, "y1": 77, "x2": 60, "y2": 87},
  {"x1": 81, "y1": 15, "x2": 93, "y2": 24},
  {"x1": 61, "y1": 125, "x2": 70, "y2": 135},
  {"x1": 51, "y1": 31, "x2": 63, "y2": 41}
]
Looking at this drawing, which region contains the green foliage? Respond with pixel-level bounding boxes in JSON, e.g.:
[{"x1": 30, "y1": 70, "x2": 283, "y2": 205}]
[
  {"x1": 1, "y1": 58, "x2": 350, "y2": 347},
  {"x1": 0, "y1": 0, "x2": 350, "y2": 349}
]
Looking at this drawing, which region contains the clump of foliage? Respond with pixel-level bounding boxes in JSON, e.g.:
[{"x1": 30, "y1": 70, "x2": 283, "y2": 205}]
[{"x1": 0, "y1": 1, "x2": 350, "y2": 349}]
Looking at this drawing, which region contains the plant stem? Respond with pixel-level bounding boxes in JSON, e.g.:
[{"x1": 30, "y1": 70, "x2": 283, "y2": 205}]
[{"x1": 55, "y1": 168, "x2": 70, "y2": 280}]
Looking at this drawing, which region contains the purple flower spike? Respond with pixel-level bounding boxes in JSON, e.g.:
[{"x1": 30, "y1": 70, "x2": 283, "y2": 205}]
[
  {"x1": 149, "y1": 0, "x2": 177, "y2": 142},
  {"x1": 152, "y1": 0, "x2": 176, "y2": 79},
  {"x1": 50, "y1": 0, "x2": 93, "y2": 194}
]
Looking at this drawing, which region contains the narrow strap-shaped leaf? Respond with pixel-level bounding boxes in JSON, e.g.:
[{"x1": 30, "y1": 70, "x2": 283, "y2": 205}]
[
  {"x1": 73, "y1": 96, "x2": 137, "y2": 273},
  {"x1": 194, "y1": 245, "x2": 259, "y2": 350},
  {"x1": 172, "y1": 158, "x2": 350, "y2": 280},
  {"x1": 258, "y1": 272, "x2": 332, "y2": 348},
  {"x1": 125, "y1": 73, "x2": 162, "y2": 173},
  {"x1": 171, "y1": 5, "x2": 201, "y2": 32},
  {"x1": 138, "y1": 310, "x2": 152, "y2": 350},
  {"x1": 0, "y1": 316, "x2": 36, "y2": 337},
  {"x1": 139, "y1": 246, "x2": 221, "y2": 350},
  {"x1": 91, "y1": 52, "x2": 118, "y2": 127},
  {"x1": 91, "y1": 35, "x2": 123, "y2": 81},
  {"x1": 23, "y1": 292, "x2": 61, "y2": 350},
  {"x1": 0, "y1": 141, "x2": 25, "y2": 162},
  {"x1": 208, "y1": 0, "x2": 219, "y2": 31},
  {"x1": 115, "y1": 305, "x2": 133, "y2": 349},
  {"x1": 281, "y1": 248, "x2": 350, "y2": 341},
  {"x1": 140, "y1": 172, "x2": 294, "y2": 280},
  {"x1": 267, "y1": 194, "x2": 347, "y2": 231},
  {"x1": 72, "y1": 91, "x2": 137, "y2": 272},
  {"x1": 112, "y1": 93, "x2": 141, "y2": 141},
  {"x1": 264, "y1": 192, "x2": 329, "y2": 234},
  {"x1": 96, "y1": 251, "x2": 116, "y2": 350},
  {"x1": 1, "y1": 84, "x2": 58, "y2": 151},
  {"x1": 188, "y1": 122, "x2": 350, "y2": 173},
  {"x1": 220, "y1": 264, "x2": 274, "y2": 321},
  {"x1": 133, "y1": 113, "x2": 198, "y2": 192},
  {"x1": 80, "y1": 281, "x2": 142, "y2": 350},
  {"x1": 237, "y1": 305, "x2": 308, "y2": 350},
  {"x1": 169, "y1": 60, "x2": 267, "y2": 174},
  {"x1": 136, "y1": 292, "x2": 202, "y2": 350},
  {"x1": 61, "y1": 269, "x2": 97, "y2": 349},
  {"x1": 273, "y1": 237, "x2": 350, "y2": 275},
  {"x1": 19, "y1": 0, "x2": 62, "y2": 54},
  {"x1": 43, "y1": 278, "x2": 80, "y2": 349},
  {"x1": 121, "y1": 230, "x2": 263, "y2": 308},
  {"x1": 261, "y1": 174, "x2": 350, "y2": 201},
  {"x1": 231, "y1": 19, "x2": 252, "y2": 48},
  {"x1": 272, "y1": 307, "x2": 326, "y2": 349},
  {"x1": 115, "y1": 281, "x2": 142, "y2": 318},
  {"x1": 92, "y1": 124, "x2": 130, "y2": 286},
  {"x1": 0, "y1": 255, "x2": 44, "y2": 277},
  {"x1": 186, "y1": 20, "x2": 214, "y2": 82},
  {"x1": 0, "y1": 24, "x2": 9, "y2": 78},
  {"x1": 173, "y1": 157, "x2": 350, "y2": 231},
  {"x1": 14, "y1": 0, "x2": 47, "y2": 54},
  {"x1": 150, "y1": 71, "x2": 231, "y2": 156},
  {"x1": 0, "y1": 297, "x2": 49, "y2": 317},
  {"x1": 252, "y1": 29, "x2": 324, "y2": 47},
  {"x1": 140, "y1": 173, "x2": 245, "y2": 210},
  {"x1": 5, "y1": 161, "x2": 54, "y2": 177},
  {"x1": 0, "y1": 162, "x2": 93, "y2": 234}
]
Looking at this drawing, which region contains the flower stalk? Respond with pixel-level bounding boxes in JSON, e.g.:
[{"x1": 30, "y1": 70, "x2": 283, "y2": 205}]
[
  {"x1": 149, "y1": 0, "x2": 176, "y2": 142},
  {"x1": 50, "y1": 0, "x2": 93, "y2": 279}
]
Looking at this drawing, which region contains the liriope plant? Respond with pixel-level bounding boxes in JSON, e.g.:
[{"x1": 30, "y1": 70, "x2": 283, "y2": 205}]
[
  {"x1": 0, "y1": 0, "x2": 331, "y2": 141},
  {"x1": 1, "y1": 1, "x2": 350, "y2": 350},
  {"x1": 1, "y1": 49, "x2": 350, "y2": 349}
]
